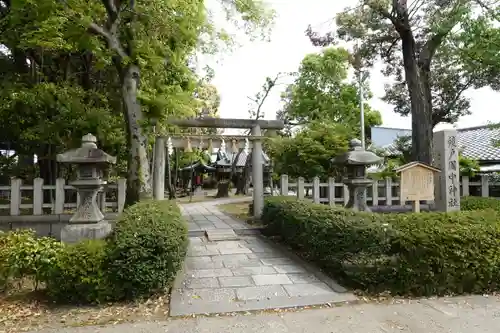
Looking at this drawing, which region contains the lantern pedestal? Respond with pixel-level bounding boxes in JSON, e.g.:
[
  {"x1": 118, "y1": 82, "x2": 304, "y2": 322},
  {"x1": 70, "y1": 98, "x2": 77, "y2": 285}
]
[
  {"x1": 70, "y1": 179, "x2": 106, "y2": 223},
  {"x1": 60, "y1": 221, "x2": 112, "y2": 243},
  {"x1": 345, "y1": 178, "x2": 372, "y2": 212}
]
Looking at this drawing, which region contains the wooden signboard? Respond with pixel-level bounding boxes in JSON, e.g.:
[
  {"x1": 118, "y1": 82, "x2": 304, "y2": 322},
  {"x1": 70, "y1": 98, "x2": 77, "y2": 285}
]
[{"x1": 395, "y1": 162, "x2": 440, "y2": 212}]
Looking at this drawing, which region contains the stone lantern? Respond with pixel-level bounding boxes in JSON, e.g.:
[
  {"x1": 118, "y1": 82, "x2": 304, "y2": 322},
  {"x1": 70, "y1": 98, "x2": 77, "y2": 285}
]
[
  {"x1": 331, "y1": 139, "x2": 382, "y2": 212},
  {"x1": 57, "y1": 133, "x2": 116, "y2": 242}
]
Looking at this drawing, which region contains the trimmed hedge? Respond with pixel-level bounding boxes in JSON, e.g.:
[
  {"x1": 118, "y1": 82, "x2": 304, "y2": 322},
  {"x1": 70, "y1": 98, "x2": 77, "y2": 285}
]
[
  {"x1": 104, "y1": 200, "x2": 188, "y2": 300},
  {"x1": 262, "y1": 197, "x2": 500, "y2": 296},
  {"x1": 461, "y1": 196, "x2": 500, "y2": 212},
  {"x1": 45, "y1": 240, "x2": 110, "y2": 303},
  {"x1": 1, "y1": 200, "x2": 188, "y2": 304}
]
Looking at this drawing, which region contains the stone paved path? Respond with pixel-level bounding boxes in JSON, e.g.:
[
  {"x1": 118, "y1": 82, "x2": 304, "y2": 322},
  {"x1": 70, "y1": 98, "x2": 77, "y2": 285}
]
[
  {"x1": 170, "y1": 198, "x2": 357, "y2": 316},
  {"x1": 180, "y1": 197, "x2": 252, "y2": 232},
  {"x1": 32, "y1": 295, "x2": 500, "y2": 333}
]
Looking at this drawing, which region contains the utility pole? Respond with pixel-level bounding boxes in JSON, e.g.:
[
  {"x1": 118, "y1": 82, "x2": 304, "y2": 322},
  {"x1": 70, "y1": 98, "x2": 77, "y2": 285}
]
[
  {"x1": 357, "y1": 70, "x2": 369, "y2": 149},
  {"x1": 359, "y1": 72, "x2": 365, "y2": 149}
]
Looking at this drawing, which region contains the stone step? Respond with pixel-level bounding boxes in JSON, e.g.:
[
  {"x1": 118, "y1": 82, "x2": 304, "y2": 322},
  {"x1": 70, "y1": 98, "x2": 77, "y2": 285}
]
[{"x1": 205, "y1": 229, "x2": 239, "y2": 241}]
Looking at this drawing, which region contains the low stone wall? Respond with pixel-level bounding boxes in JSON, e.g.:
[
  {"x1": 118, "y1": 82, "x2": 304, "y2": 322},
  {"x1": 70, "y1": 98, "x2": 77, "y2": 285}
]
[
  {"x1": 370, "y1": 204, "x2": 434, "y2": 213},
  {"x1": 0, "y1": 213, "x2": 119, "y2": 240}
]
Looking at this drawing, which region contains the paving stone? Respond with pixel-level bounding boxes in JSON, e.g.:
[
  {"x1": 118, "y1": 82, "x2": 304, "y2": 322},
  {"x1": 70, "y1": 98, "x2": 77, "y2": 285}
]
[
  {"x1": 213, "y1": 222, "x2": 232, "y2": 229},
  {"x1": 189, "y1": 237, "x2": 205, "y2": 245},
  {"x1": 219, "y1": 276, "x2": 254, "y2": 287},
  {"x1": 188, "y1": 224, "x2": 201, "y2": 231},
  {"x1": 212, "y1": 254, "x2": 261, "y2": 268},
  {"x1": 261, "y1": 258, "x2": 295, "y2": 266},
  {"x1": 248, "y1": 244, "x2": 275, "y2": 253},
  {"x1": 252, "y1": 274, "x2": 292, "y2": 286},
  {"x1": 236, "y1": 285, "x2": 288, "y2": 301},
  {"x1": 206, "y1": 229, "x2": 239, "y2": 241},
  {"x1": 232, "y1": 266, "x2": 277, "y2": 276},
  {"x1": 191, "y1": 268, "x2": 233, "y2": 278},
  {"x1": 287, "y1": 273, "x2": 320, "y2": 284},
  {"x1": 185, "y1": 277, "x2": 220, "y2": 289},
  {"x1": 284, "y1": 283, "x2": 335, "y2": 297},
  {"x1": 274, "y1": 265, "x2": 307, "y2": 274},
  {"x1": 197, "y1": 222, "x2": 216, "y2": 229},
  {"x1": 215, "y1": 240, "x2": 245, "y2": 248},
  {"x1": 187, "y1": 245, "x2": 220, "y2": 257},
  {"x1": 247, "y1": 252, "x2": 284, "y2": 259},
  {"x1": 177, "y1": 288, "x2": 237, "y2": 304},
  {"x1": 218, "y1": 246, "x2": 252, "y2": 255},
  {"x1": 185, "y1": 257, "x2": 224, "y2": 270},
  {"x1": 223, "y1": 258, "x2": 262, "y2": 268},
  {"x1": 212, "y1": 254, "x2": 248, "y2": 263}
]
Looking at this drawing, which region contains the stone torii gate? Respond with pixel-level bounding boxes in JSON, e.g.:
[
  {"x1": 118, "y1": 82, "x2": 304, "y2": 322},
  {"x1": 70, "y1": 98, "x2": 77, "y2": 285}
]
[{"x1": 152, "y1": 118, "x2": 284, "y2": 218}]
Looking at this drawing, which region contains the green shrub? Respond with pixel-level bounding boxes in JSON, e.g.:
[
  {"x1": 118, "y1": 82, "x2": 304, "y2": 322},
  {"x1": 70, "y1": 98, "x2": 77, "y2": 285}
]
[
  {"x1": 461, "y1": 196, "x2": 500, "y2": 212},
  {"x1": 44, "y1": 240, "x2": 109, "y2": 304},
  {"x1": 262, "y1": 197, "x2": 500, "y2": 296},
  {"x1": 0, "y1": 230, "x2": 64, "y2": 291},
  {"x1": 105, "y1": 200, "x2": 188, "y2": 300}
]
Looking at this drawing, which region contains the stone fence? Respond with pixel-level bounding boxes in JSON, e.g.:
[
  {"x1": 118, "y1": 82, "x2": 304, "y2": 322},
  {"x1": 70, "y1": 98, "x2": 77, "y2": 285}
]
[
  {"x1": 279, "y1": 174, "x2": 499, "y2": 206},
  {"x1": 0, "y1": 177, "x2": 126, "y2": 237}
]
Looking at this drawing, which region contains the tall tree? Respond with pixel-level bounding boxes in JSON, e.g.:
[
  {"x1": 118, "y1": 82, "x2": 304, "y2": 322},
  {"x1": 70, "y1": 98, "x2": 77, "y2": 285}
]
[
  {"x1": 0, "y1": 0, "x2": 275, "y2": 204},
  {"x1": 307, "y1": 0, "x2": 500, "y2": 164},
  {"x1": 277, "y1": 47, "x2": 382, "y2": 139},
  {"x1": 268, "y1": 121, "x2": 351, "y2": 181}
]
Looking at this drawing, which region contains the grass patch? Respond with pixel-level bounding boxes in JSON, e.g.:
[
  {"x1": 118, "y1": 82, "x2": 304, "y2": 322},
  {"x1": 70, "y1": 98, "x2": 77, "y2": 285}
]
[{"x1": 217, "y1": 201, "x2": 262, "y2": 227}]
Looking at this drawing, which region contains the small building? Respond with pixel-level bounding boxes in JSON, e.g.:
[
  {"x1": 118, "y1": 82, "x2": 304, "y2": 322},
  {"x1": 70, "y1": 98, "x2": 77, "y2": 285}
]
[
  {"x1": 179, "y1": 160, "x2": 216, "y2": 191},
  {"x1": 372, "y1": 124, "x2": 500, "y2": 172}
]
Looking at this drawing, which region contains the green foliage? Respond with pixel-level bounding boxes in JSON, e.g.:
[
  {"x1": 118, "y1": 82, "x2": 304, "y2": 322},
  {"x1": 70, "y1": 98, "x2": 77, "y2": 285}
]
[
  {"x1": 0, "y1": 201, "x2": 188, "y2": 304},
  {"x1": 44, "y1": 240, "x2": 110, "y2": 304},
  {"x1": 461, "y1": 196, "x2": 500, "y2": 212},
  {"x1": 0, "y1": 230, "x2": 64, "y2": 291},
  {"x1": 278, "y1": 47, "x2": 382, "y2": 137},
  {"x1": 379, "y1": 135, "x2": 480, "y2": 178},
  {"x1": 268, "y1": 121, "x2": 351, "y2": 180},
  {"x1": 105, "y1": 200, "x2": 188, "y2": 300},
  {"x1": 309, "y1": 0, "x2": 500, "y2": 162},
  {"x1": 262, "y1": 197, "x2": 500, "y2": 296},
  {"x1": 0, "y1": 0, "x2": 274, "y2": 183}
]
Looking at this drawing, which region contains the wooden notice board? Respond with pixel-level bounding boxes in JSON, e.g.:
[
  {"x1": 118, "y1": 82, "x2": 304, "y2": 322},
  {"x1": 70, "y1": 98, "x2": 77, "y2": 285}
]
[{"x1": 395, "y1": 162, "x2": 441, "y2": 212}]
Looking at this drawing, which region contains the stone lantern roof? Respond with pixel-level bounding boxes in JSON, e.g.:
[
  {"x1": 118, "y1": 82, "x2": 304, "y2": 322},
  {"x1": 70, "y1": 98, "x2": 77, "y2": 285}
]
[
  {"x1": 57, "y1": 133, "x2": 116, "y2": 165},
  {"x1": 331, "y1": 139, "x2": 382, "y2": 166}
]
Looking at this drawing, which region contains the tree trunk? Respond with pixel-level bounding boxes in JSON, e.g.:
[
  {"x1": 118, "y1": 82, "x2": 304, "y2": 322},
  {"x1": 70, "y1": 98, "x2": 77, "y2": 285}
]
[
  {"x1": 121, "y1": 64, "x2": 152, "y2": 206},
  {"x1": 400, "y1": 33, "x2": 433, "y2": 164}
]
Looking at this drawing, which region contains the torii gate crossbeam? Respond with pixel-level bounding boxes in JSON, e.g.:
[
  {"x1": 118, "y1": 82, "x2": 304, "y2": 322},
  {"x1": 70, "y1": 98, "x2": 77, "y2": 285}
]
[{"x1": 154, "y1": 118, "x2": 284, "y2": 219}]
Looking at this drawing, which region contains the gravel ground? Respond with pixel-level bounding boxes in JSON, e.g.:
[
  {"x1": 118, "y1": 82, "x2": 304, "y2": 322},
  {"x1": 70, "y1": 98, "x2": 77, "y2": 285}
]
[{"x1": 28, "y1": 295, "x2": 500, "y2": 333}]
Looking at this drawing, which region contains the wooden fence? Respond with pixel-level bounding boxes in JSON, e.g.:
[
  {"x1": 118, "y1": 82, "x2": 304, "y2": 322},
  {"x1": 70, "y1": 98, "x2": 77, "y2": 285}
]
[
  {"x1": 0, "y1": 177, "x2": 127, "y2": 217},
  {"x1": 279, "y1": 174, "x2": 500, "y2": 206}
]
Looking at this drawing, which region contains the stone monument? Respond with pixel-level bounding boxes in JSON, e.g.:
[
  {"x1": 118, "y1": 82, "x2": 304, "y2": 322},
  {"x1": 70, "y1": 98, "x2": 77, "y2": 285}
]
[
  {"x1": 433, "y1": 129, "x2": 460, "y2": 212},
  {"x1": 395, "y1": 162, "x2": 440, "y2": 212},
  {"x1": 332, "y1": 139, "x2": 382, "y2": 212},
  {"x1": 57, "y1": 133, "x2": 117, "y2": 242}
]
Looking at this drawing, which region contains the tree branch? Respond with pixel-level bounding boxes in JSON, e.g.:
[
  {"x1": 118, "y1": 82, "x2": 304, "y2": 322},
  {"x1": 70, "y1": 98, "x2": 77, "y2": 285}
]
[
  {"x1": 418, "y1": 30, "x2": 452, "y2": 69},
  {"x1": 88, "y1": 22, "x2": 127, "y2": 59},
  {"x1": 366, "y1": 0, "x2": 407, "y2": 33},
  {"x1": 431, "y1": 78, "x2": 474, "y2": 125},
  {"x1": 103, "y1": 0, "x2": 119, "y2": 24},
  {"x1": 418, "y1": 2, "x2": 465, "y2": 68}
]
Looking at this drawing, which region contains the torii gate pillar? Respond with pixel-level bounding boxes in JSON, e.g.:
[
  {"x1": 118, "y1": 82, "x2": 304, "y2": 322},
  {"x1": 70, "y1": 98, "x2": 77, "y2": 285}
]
[
  {"x1": 165, "y1": 118, "x2": 284, "y2": 219},
  {"x1": 251, "y1": 124, "x2": 264, "y2": 217}
]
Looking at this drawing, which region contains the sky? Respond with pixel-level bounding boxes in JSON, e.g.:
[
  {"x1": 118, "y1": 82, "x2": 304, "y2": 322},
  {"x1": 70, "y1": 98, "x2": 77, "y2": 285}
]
[{"x1": 203, "y1": 0, "x2": 500, "y2": 132}]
